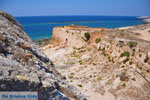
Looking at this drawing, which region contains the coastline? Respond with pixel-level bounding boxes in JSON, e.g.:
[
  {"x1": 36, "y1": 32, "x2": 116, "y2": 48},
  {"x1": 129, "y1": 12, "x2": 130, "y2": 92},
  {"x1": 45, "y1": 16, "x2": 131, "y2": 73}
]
[
  {"x1": 1, "y1": 10, "x2": 150, "y2": 100},
  {"x1": 1, "y1": 0, "x2": 150, "y2": 99},
  {"x1": 16, "y1": 15, "x2": 144, "y2": 42},
  {"x1": 37, "y1": 23, "x2": 149, "y2": 46}
]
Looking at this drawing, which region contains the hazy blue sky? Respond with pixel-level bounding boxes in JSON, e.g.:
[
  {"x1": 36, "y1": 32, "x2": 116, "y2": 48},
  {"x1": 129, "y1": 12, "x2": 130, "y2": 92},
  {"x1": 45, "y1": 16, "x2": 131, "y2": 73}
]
[{"x1": 0, "y1": 0, "x2": 150, "y2": 16}]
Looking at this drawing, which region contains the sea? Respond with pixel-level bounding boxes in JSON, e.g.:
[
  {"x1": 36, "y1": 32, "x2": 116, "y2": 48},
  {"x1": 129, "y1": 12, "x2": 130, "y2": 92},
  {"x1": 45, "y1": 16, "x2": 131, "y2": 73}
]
[{"x1": 15, "y1": 16, "x2": 144, "y2": 42}]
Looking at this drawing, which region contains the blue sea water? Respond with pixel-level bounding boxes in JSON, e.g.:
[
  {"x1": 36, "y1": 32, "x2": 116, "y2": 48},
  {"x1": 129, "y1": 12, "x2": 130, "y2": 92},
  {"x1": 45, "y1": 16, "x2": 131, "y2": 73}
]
[{"x1": 15, "y1": 16, "x2": 144, "y2": 41}]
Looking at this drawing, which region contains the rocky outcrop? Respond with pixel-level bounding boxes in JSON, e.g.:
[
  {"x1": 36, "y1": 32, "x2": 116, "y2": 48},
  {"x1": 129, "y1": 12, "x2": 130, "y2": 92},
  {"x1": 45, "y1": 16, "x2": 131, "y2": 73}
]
[
  {"x1": 0, "y1": 11, "x2": 24, "y2": 30},
  {"x1": 52, "y1": 25, "x2": 107, "y2": 48},
  {"x1": 52, "y1": 26, "x2": 86, "y2": 48},
  {"x1": 46, "y1": 24, "x2": 150, "y2": 100},
  {"x1": 0, "y1": 11, "x2": 86, "y2": 100}
]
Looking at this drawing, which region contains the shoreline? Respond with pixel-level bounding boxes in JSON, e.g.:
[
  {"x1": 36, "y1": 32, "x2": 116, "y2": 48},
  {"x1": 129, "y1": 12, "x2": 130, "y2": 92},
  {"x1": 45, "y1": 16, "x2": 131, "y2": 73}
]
[{"x1": 17, "y1": 16, "x2": 145, "y2": 42}]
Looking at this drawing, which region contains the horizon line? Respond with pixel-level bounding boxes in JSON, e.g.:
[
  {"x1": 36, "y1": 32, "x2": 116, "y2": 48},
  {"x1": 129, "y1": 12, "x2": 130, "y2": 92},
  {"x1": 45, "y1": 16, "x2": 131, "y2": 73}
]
[{"x1": 14, "y1": 14, "x2": 141, "y2": 17}]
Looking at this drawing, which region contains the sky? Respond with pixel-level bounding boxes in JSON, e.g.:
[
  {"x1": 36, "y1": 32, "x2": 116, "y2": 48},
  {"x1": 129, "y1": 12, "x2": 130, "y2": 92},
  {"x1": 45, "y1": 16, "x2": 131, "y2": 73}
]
[{"x1": 0, "y1": 0, "x2": 150, "y2": 16}]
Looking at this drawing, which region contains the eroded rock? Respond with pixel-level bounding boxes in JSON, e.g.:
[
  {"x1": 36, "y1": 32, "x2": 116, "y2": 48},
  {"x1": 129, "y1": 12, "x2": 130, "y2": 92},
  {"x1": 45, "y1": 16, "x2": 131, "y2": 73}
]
[{"x1": 0, "y1": 11, "x2": 86, "y2": 100}]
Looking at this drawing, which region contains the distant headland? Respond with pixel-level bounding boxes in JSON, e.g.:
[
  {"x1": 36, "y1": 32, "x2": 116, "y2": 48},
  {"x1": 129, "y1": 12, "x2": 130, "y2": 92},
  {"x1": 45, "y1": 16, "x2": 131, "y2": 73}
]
[{"x1": 137, "y1": 16, "x2": 150, "y2": 23}]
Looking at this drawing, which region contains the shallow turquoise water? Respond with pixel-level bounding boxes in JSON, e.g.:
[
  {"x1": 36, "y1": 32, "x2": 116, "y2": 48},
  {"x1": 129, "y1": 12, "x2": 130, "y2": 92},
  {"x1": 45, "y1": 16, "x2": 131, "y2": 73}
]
[{"x1": 15, "y1": 16, "x2": 144, "y2": 41}]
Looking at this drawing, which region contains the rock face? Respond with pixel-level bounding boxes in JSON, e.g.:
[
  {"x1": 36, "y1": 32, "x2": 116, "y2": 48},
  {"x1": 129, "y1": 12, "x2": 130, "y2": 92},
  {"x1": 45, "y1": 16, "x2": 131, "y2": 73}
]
[
  {"x1": 52, "y1": 26, "x2": 86, "y2": 48},
  {"x1": 52, "y1": 25, "x2": 107, "y2": 48},
  {"x1": 46, "y1": 24, "x2": 150, "y2": 100},
  {"x1": 0, "y1": 11, "x2": 86, "y2": 100}
]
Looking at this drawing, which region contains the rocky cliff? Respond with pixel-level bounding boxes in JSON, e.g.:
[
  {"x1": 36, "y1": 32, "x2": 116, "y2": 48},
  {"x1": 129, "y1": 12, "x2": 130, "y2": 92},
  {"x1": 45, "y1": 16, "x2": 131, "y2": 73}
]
[
  {"x1": 52, "y1": 25, "x2": 108, "y2": 48},
  {"x1": 45, "y1": 24, "x2": 150, "y2": 100},
  {"x1": 0, "y1": 11, "x2": 86, "y2": 100}
]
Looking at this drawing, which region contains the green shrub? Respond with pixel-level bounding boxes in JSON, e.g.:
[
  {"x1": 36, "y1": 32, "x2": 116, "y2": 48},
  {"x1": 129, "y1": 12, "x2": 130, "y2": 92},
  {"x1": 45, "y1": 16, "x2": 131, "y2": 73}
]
[
  {"x1": 66, "y1": 30, "x2": 69, "y2": 33},
  {"x1": 68, "y1": 75, "x2": 73, "y2": 79},
  {"x1": 98, "y1": 47, "x2": 103, "y2": 51},
  {"x1": 129, "y1": 41, "x2": 137, "y2": 48},
  {"x1": 70, "y1": 80, "x2": 73, "y2": 82},
  {"x1": 67, "y1": 25, "x2": 73, "y2": 27},
  {"x1": 129, "y1": 61, "x2": 133, "y2": 65},
  {"x1": 79, "y1": 60, "x2": 82, "y2": 65},
  {"x1": 132, "y1": 78, "x2": 136, "y2": 81},
  {"x1": 73, "y1": 47, "x2": 82, "y2": 50},
  {"x1": 122, "y1": 83, "x2": 126, "y2": 87},
  {"x1": 121, "y1": 51, "x2": 130, "y2": 57},
  {"x1": 121, "y1": 30, "x2": 124, "y2": 32},
  {"x1": 93, "y1": 63, "x2": 97, "y2": 66},
  {"x1": 77, "y1": 84, "x2": 82, "y2": 88},
  {"x1": 84, "y1": 32, "x2": 90, "y2": 41},
  {"x1": 88, "y1": 48, "x2": 91, "y2": 51},
  {"x1": 108, "y1": 56, "x2": 111, "y2": 62},
  {"x1": 121, "y1": 65, "x2": 125, "y2": 68},
  {"x1": 72, "y1": 32, "x2": 74, "y2": 35},
  {"x1": 144, "y1": 56, "x2": 149, "y2": 63},
  {"x1": 95, "y1": 38, "x2": 101, "y2": 44}
]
